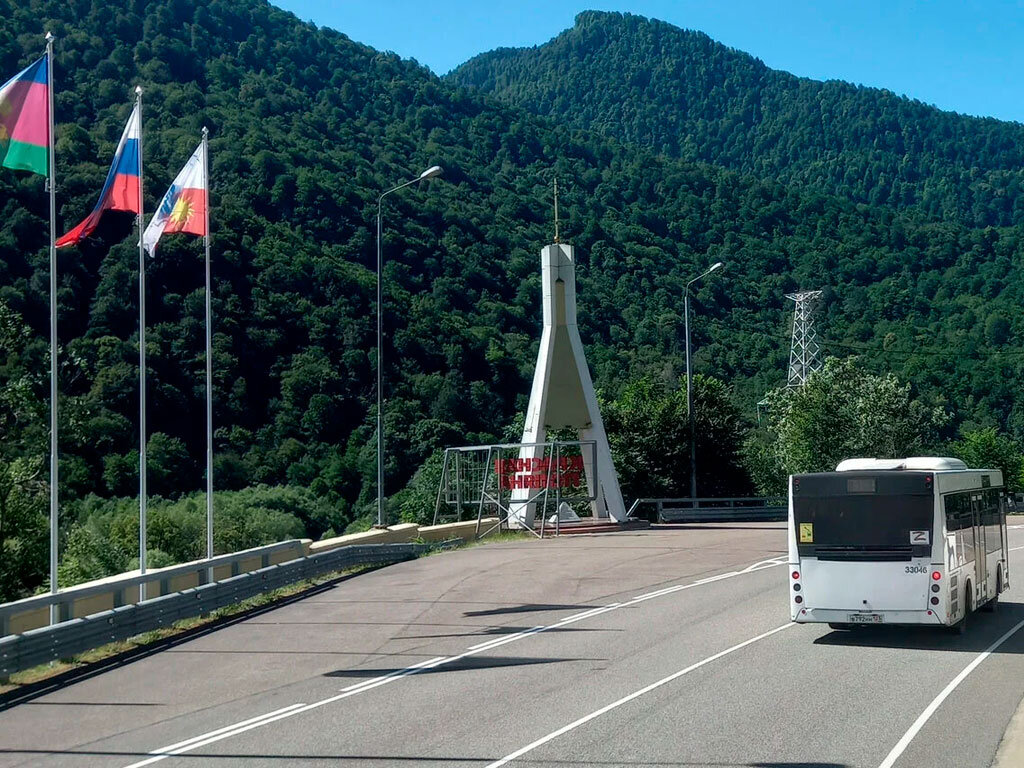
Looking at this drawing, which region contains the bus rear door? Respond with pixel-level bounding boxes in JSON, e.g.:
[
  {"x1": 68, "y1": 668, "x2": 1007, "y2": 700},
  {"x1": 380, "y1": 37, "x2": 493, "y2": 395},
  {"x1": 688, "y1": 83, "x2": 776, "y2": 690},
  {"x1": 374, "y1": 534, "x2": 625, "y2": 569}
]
[{"x1": 972, "y1": 493, "x2": 989, "y2": 605}]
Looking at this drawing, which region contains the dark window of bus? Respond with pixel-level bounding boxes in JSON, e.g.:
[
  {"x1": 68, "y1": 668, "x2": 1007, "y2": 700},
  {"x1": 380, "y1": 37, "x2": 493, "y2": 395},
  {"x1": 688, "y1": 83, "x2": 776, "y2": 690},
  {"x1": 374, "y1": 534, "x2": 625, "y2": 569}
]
[{"x1": 793, "y1": 473, "x2": 932, "y2": 560}]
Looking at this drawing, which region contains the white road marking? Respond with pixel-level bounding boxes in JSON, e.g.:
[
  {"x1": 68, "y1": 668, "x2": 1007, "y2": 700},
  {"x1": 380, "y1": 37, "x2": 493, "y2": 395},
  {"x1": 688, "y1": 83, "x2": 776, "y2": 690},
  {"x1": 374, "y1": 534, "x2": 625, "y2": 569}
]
[
  {"x1": 1009, "y1": 545, "x2": 1024, "y2": 552},
  {"x1": 467, "y1": 626, "x2": 546, "y2": 652},
  {"x1": 119, "y1": 554, "x2": 787, "y2": 768},
  {"x1": 339, "y1": 655, "x2": 448, "y2": 692},
  {"x1": 122, "y1": 703, "x2": 308, "y2": 768},
  {"x1": 741, "y1": 557, "x2": 788, "y2": 573},
  {"x1": 483, "y1": 622, "x2": 794, "y2": 767},
  {"x1": 876, "y1": 617, "x2": 1024, "y2": 768}
]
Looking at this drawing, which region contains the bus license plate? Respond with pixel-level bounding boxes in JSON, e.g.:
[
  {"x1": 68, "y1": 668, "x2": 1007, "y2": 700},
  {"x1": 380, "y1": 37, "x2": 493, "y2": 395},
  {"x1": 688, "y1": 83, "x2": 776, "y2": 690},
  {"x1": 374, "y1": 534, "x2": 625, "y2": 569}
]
[{"x1": 848, "y1": 613, "x2": 883, "y2": 623}]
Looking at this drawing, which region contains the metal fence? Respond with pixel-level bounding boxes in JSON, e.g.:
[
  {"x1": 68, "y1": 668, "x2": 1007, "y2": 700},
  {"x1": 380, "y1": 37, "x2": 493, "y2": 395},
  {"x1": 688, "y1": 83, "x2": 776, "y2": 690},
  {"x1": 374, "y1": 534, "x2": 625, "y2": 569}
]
[
  {"x1": 433, "y1": 440, "x2": 598, "y2": 538},
  {"x1": 0, "y1": 539, "x2": 308, "y2": 637},
  {"x1": 0, "y1": 541, "x2": 450, "y2": 678},
  {"x1": 628, "y1": 497, "x2": 787, "y2": 523}
]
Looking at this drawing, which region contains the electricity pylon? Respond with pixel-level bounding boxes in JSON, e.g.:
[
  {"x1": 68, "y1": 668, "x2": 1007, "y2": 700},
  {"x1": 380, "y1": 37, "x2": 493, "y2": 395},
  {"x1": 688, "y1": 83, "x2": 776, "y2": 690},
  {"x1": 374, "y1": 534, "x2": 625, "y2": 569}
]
[{"x1": 785, "y1": 290, "x2": 823, "y2": 387}]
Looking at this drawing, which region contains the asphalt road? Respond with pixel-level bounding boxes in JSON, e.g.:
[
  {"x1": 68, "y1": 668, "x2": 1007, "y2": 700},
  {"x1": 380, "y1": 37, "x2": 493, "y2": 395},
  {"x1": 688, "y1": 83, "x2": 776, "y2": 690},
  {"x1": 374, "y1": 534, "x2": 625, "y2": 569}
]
[{"x1": 2, "y1": 522, "x2": 1024, "y2": 768}]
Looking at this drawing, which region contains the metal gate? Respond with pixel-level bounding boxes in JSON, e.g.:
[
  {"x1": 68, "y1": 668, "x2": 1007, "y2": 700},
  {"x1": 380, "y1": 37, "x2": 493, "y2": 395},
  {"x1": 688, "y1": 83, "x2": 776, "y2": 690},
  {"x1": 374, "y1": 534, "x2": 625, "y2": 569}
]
[{"x1": 433, "y1": 441, "x2": 598, "y2": 538}]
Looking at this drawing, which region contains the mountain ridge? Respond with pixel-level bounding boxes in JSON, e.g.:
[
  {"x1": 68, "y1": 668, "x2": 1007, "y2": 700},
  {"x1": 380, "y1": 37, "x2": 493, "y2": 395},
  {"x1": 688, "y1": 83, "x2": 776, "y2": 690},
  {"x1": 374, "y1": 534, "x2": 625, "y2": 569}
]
[{"x1": 449, "y1": 10, "x2": 1024, "y2": 227}]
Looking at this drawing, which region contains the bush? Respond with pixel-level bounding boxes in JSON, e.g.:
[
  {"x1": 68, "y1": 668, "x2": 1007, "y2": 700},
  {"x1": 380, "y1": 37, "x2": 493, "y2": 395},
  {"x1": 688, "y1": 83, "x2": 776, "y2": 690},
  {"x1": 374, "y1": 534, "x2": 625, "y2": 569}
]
[{"x1": 58, "y1": 485, "x2": 325, "y2": 587}]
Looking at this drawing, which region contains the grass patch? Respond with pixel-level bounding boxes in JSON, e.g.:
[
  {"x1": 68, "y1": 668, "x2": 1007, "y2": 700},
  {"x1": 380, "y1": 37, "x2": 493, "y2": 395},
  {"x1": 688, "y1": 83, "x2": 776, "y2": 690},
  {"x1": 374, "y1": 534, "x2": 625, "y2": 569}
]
[{"x1": 465, "y1": 530, "x2": 535, "y2": 546}]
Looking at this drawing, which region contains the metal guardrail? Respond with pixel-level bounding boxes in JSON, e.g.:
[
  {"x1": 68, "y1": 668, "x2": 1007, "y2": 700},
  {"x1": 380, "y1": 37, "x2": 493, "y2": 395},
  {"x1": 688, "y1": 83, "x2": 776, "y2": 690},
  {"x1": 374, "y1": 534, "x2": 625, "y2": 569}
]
[
  {"x1": 0, "y1": 539, "x2": 308, "y2": 636},
  {"x1": 0, "y1": 541, "x2": 450, "y2": 678},
  {"x1": 628, "y1": 497, "x2": 787, "y2": 523}
]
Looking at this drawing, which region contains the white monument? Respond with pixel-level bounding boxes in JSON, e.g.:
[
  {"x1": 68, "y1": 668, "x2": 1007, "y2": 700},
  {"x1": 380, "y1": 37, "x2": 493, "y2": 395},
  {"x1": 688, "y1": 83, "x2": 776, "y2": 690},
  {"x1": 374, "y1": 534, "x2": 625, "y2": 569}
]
[{"x1": 509, "y1": 241, "x2": 627, "y2": 528}]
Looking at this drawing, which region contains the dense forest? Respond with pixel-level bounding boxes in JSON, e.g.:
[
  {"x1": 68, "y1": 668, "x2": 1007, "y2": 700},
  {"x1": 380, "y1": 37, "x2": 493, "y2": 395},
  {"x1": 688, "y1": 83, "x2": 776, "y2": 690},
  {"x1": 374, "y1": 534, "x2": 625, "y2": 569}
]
[
  {"x1": 451, "y1": 10, "x2": 1024, "y2": 228},
  {"x1": 3, "y1": 1, "x2": 1024, "y2": 597}
]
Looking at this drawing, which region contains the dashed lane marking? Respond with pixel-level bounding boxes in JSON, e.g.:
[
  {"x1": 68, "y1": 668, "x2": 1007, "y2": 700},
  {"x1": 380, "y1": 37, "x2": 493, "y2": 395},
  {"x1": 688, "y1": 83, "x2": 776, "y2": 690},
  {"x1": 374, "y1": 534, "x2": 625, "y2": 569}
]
[
  {"x1": 483, "y1": 622, "x2": 794, "y2": 767},
  {"x1": 119, "y1": 554, "x2": 787, "y2": 767}
]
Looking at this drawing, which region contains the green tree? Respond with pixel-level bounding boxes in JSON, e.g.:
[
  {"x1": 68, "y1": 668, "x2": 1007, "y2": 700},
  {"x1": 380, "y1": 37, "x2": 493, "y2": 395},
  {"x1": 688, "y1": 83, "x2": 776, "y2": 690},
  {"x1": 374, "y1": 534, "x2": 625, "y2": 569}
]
[
  {"x1": 756, "y1": 357, "x2": 948, "y2": 488},
  {"x1": 0, "y1": 457, "x2": 48, "y2": 601},
  {"x1": 602, "y1": 374, "x2": 752, "y2": 500},
  {"x1": 394, "y1": 450, "x2": 446, "y2": 526},
  {"x1": 951, "y1": 428, "x2": 1024, "y2": 492}
]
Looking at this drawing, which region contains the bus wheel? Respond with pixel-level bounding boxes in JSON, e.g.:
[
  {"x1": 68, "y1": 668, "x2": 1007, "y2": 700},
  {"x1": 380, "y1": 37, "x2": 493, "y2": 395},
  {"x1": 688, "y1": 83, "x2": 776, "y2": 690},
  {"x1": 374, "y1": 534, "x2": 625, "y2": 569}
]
[
  {"x1": 955, "y1": 587, "x2": 973, "y2": 634},
  {"x1": 983, "y1": 570, "x2": 1001, "y2": 613}
]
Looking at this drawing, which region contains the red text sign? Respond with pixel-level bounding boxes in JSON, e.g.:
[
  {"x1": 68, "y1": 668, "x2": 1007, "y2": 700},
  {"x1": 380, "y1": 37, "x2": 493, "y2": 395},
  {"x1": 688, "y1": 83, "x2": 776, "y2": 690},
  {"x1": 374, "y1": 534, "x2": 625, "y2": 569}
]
[{"x1": 495, "y1": 455, "x2": 585, "y2": 490}]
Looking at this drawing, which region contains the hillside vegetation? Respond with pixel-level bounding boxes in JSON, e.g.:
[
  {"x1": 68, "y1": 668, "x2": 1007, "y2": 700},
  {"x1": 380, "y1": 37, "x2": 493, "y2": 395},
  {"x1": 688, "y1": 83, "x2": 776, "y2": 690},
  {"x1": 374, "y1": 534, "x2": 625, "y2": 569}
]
[{"x1": 451, "y1": 10, "x2": 1024, "y2": 228}]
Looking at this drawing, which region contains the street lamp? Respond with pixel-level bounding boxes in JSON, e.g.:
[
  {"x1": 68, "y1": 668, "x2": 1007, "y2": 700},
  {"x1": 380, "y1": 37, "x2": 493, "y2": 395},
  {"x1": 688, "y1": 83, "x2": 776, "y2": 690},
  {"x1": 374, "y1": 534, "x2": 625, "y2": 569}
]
[
  {"x1": 684, "y1": 261, "x2": 723, "y2": 500},
  {"x1": 376, "y1": 165, "x2": 443, "y2": 528}
]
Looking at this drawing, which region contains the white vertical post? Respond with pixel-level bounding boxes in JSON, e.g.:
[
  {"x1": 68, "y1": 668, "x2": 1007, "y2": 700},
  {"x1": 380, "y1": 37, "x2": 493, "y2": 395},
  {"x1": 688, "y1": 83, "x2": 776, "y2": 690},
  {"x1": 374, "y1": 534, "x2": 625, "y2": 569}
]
[
  {"x1": 135, "y1": 86, "x2": 147, "y2": 601},
  {"x1": 45, "y1": 33, "x2": 59, "y2": 625},
  {"x1": 202, "y1": 127, "x2": 213, "y2": 568}
]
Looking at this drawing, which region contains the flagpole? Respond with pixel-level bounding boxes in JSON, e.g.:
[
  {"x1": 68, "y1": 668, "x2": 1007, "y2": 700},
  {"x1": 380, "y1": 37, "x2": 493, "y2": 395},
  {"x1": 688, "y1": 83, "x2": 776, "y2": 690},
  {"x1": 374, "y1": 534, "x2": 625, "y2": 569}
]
[
  {"x1": 135, "y1": 86, "x2": 148, "y2": 601},
  {"x1": 202, "y1": 126, "x2": 213, "y2": 568},
  {"x1": 45, "y1": 32, "x2": 59, "y2": 626}
]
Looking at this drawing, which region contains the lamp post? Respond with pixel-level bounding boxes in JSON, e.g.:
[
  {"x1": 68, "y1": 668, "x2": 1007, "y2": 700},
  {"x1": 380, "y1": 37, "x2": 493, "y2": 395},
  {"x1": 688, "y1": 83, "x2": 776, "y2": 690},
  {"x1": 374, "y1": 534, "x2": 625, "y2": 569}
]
[
  {"x1": 376, "y1": 165, "x2": 443, "y2": 528},
  {"x1": 684, "y1": 261, "x2": 723, "y2": 500}
]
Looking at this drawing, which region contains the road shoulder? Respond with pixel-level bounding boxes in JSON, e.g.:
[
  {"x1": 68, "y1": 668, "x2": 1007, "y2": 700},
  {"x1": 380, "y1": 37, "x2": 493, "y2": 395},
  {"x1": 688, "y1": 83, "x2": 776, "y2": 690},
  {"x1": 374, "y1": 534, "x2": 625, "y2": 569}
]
[{"x1": 994, "y1": 692, "x2": 1024, "y2": 767}]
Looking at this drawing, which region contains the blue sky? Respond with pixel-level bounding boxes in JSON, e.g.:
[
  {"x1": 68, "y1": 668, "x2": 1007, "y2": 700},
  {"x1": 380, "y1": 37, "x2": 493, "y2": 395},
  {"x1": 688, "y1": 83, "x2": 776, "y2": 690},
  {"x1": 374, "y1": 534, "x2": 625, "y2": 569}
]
[{"x1": 274, "y1": 1, "x2": 1024, "y2": 124}]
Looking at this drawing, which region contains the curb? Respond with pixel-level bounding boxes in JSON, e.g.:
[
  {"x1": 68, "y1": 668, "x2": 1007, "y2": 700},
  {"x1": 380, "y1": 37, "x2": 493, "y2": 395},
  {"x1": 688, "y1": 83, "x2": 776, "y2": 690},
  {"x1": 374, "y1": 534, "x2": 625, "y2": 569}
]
[{"x1": 994, "y1": 692, "x2": 1024, "y2": 766}]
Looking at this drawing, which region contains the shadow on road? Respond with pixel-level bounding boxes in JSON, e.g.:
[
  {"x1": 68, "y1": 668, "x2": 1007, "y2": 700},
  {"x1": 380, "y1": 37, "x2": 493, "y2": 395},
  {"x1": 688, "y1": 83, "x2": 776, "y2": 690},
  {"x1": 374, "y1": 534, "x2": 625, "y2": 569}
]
[
  {"x1": 464, "y1": 603, "x2": 596, "y2": 617},
  {"x1": 396, "y1": 625, "x2": 616, "y2": 640},
  {"x1": 324, "y1": 655, "x2": 602, "y2": 678},
  {"x1": 813, "y1": 600, "x2": 1024, "y2": 653}
]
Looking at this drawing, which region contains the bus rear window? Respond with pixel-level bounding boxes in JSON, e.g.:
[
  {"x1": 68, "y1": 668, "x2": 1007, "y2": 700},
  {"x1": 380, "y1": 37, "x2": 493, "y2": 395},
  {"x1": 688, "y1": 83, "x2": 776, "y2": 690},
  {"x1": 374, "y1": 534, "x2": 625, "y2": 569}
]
[
  {"x1": 846, "y1": 477, "x2": 876, "y2": 494},
  {"x1": 793, "y1": 472, "x2": 933, "y2": 559}
]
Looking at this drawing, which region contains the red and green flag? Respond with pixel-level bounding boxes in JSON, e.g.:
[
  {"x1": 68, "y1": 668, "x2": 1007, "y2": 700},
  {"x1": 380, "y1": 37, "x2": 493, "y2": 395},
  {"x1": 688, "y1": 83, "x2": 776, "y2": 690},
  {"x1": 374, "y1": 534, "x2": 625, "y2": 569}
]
[{"x1": 0, "y1": 55, "x2": 49, "y2": 177}]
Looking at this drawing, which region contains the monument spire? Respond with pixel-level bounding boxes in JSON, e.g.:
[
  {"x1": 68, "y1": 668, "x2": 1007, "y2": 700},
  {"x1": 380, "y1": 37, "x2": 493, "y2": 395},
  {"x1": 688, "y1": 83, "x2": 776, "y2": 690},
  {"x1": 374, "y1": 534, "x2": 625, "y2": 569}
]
[
  {"x1": 510, "y1": 239, "x2": 626, "y2": 527},
  {"x1": 553, "y1": 177, "x2": 560, "y2": 244}
]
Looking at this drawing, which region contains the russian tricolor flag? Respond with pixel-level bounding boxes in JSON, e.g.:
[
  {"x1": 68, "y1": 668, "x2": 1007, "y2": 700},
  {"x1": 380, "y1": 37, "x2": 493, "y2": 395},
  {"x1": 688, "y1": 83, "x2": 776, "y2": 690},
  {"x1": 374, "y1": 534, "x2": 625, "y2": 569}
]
[{"x1": 57, "y1": 103, "x2": 141, "y2": 248}]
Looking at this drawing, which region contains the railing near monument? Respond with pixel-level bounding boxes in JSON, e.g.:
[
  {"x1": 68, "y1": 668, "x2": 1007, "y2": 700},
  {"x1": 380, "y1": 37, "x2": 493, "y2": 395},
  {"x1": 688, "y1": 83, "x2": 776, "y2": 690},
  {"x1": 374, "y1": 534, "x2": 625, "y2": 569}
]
[
  {"x1": 627, "y1": 497, "x2": 787, "y2": 523},
  {"x1": 433, "y1": 440, "x2": 598, "y2": 538}
]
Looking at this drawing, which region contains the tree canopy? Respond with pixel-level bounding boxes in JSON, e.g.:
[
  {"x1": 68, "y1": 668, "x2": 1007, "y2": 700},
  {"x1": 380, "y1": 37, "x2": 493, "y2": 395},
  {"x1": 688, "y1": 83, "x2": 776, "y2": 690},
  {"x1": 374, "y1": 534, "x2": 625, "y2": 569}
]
[{"x1": 750, "y1": 357, "x2": 949, "y2": 492}]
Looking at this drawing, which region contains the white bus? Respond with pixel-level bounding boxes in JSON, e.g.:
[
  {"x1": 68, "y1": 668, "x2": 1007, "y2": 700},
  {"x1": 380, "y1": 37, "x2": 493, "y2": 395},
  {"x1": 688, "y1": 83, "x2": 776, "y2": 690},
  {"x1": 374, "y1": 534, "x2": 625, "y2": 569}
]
[{"x1": 788, "y1": 457, "x2": 1010, "y2": 632}]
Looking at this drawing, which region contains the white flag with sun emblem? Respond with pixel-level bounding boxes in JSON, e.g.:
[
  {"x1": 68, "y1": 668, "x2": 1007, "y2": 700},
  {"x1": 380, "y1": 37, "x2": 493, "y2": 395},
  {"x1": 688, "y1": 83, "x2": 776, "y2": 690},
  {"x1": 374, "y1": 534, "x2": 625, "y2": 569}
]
[{"x1": 143, "y1": 141, "x2": 207, "y2": 256}]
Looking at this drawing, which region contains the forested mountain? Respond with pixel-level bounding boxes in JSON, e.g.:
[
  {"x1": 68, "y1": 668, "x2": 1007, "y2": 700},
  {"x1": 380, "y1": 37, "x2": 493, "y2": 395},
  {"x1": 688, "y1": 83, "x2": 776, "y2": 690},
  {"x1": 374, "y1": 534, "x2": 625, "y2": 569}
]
[
  {"x1": 450, "y1": 11, "x2": 1024, "y2": 228},
  {"x1": 3, "y1": 0, "x2": 1024, "y2": 552}
]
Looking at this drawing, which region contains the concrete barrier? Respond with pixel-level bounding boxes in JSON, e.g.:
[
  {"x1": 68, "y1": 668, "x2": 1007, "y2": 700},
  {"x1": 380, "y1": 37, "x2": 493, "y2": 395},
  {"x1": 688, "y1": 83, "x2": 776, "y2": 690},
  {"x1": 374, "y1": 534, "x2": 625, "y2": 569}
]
[
  {"x1": 309, "y1": 528, "x2": 391, "y2": 554},
  {"x1": 309, "y1": 520, "x2": 498, "y2": 552},
  {"x1": 418, "y1": 519, "x2": 499, "y2": 542}
]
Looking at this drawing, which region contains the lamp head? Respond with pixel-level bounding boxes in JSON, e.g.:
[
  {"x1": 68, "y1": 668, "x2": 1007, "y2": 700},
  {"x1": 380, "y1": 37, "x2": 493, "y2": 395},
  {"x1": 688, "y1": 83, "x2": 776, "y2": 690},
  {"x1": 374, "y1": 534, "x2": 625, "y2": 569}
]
[
  {"x1": 709, "y1": 261, "x2": 724, "y2": 273},
  {"x1": 419, "y1": 165, "x2": 443, "y2": 180}
]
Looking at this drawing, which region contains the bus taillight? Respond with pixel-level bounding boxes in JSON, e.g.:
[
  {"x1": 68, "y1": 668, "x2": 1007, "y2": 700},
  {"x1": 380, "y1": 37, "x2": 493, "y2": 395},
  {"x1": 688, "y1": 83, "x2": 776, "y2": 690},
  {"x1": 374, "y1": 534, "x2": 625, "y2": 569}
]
[
  {"x1": 792, "y1": 571, "x2": 800, "y2": 579},
  {"x1": 932, "y1": 571, "x2": 941, "y2": 581}
]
